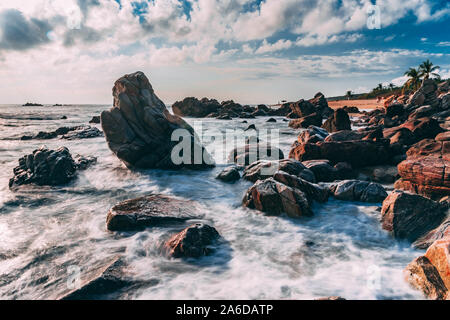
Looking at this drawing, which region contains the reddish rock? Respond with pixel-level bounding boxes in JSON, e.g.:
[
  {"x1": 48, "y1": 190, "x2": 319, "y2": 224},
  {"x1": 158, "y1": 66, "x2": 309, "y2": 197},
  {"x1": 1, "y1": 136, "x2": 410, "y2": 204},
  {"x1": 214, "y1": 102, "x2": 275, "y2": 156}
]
[
  {"x1": 288, "y1": 113, "x2": 322, "y2": 129},
  {"x1": 404, "y1": 256, "x2": 448, "y2": 300},
  {"x1": 399, "y1": 117, "x2": 443, "y2": 141},
  {"x1": 385, "y1": 103, "x2": 405, "y2": 118},
  {"x1": 321, "y1": 108, "x2": 351, "y2": 133},
  {"x1": 289, "y1": 139, "x2": 392, "y2": 168},
  {"x1": 424, "y1": 237, "x2": 450, "y2": 291},
  {"x1": 381, "y1": 190, "x2": 446, "y2": 242},
  {"x1": 242, "y1": 178, "x2": 313, "y2": 218},
  {"x1": 396, "y1": 139, "x2": 450, "y2": 199},
  {"x1": 164, "y1": 223, "x2": 221, "y2": 258},
  {"x1": 290, "y1": 99, "x2": 316, "y2": 118},
  {"x1": 308, "y1": 92, "x2": 334, "y2": 118}
]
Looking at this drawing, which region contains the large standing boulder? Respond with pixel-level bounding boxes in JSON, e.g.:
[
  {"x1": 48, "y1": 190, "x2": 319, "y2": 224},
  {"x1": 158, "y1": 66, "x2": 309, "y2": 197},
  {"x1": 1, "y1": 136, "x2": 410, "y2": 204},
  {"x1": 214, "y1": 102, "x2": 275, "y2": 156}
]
[
  {"x1": 172, "y1": 97, "x2": 220, "y2": 117},
  {"x1": 321, "y1": 108, "x2": 351, "y2": 133},
  {"x1": 9, "y1": 147, "x2": 93, "y2": 188},
  {"x1": 309, "y1": 92, "x2": 334, "y2": 118},
  {"x1": 289, "y1": 99, "x2": 316, "y2": 118},
  {"x1": 164, "y1": 223, "x2": 221, "y2": 258},
  {"x1": 381, "y1": 190, "x2": 446, "y2": 242},
  {"x1": 395, "y1": 139, "x2": 450, "y2": 199},
  {"x1": 101, "y1": 72, "x2": 214, "y2": 169},
  {"x1": 106, "y1": 195, "x2": 200, "y2": 231}
]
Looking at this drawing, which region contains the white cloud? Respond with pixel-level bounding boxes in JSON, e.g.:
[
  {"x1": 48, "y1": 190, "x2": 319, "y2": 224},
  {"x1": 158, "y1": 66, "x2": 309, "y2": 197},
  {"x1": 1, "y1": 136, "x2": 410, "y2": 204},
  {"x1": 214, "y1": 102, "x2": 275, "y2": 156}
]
[
  {"x1": 255, "y1": 39, "x2": 293, "y2": 54},
  {"x1": 437, "y1": 41, "x2": 450, "y2": 47}
]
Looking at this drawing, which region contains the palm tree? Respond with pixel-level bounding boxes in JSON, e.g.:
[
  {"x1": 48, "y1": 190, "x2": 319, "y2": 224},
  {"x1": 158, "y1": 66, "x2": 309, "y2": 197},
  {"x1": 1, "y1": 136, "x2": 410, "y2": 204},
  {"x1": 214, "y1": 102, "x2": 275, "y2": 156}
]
[
  {"x1": 377, "y1": 83, "x2": 383, "y2": 91},
  {"x1": 388, "y1": 83, "x2": 395, "y2": 91},
  {"x1": 404, "y1": 67, "x2": 421, "y2": 91},
  {"x1": 346, "y1": 91, "x2": 352, "y2": 100},
  {"x1": 419, "y1": 59, "x2": 440, "y2": 79}
]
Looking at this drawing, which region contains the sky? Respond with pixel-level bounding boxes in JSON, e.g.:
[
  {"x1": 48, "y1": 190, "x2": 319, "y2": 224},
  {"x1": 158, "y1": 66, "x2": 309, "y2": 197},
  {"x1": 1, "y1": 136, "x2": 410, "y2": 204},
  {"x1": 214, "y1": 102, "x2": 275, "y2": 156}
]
[{"x1": 0, "y1": 0, "x2": 449, "y2": 105}]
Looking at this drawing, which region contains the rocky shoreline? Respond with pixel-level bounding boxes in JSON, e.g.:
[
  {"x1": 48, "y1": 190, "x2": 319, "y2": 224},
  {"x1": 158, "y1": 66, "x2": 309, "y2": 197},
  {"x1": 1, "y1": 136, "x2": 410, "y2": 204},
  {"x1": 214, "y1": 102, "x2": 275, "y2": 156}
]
[{"x1": 7, "y1": 71, "x2": 449, "y2": 300}]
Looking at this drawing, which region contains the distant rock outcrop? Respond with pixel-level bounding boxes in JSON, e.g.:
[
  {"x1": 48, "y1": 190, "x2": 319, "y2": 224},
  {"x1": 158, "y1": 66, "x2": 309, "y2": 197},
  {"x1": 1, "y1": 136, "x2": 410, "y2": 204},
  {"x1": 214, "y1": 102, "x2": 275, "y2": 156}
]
[{"x1": 100, "y1": 71, "x2": 214, "y2": 169}]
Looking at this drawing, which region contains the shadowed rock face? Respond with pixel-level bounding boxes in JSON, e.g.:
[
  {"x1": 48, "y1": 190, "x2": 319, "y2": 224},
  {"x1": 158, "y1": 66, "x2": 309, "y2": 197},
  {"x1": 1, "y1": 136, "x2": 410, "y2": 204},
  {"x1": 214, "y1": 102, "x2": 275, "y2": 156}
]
[
  {"x1": 321, "y1": 108, "x2": 351, "y2": 133},
  {"x1": 381, "y1": 190, "x2": 446, "y2": 242},
  {"x1": 404, "y1": 256, "x2": 448, "y2": 300},
  {"x1": 101, "y1": 71, "x2": 214, "y2": 169}
]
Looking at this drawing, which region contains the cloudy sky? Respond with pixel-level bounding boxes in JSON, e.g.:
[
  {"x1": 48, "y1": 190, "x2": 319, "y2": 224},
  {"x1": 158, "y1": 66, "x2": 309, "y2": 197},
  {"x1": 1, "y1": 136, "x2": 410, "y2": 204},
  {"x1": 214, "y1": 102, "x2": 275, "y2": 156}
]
[{"x1": 0, "y1": 0, "x2": 449, "y2": 105}]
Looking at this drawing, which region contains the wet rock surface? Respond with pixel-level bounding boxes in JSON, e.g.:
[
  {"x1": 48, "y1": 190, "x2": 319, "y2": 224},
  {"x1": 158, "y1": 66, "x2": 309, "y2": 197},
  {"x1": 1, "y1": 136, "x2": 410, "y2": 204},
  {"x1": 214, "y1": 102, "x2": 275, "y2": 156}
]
[
  {"x1": 9, "y1": 147, "x2": 95, "y2": 188},
  {"x1": 106, "y1": 194, "x2": 200, "y2": 231},
  {"x1": 381, "y1": 191, "x2": 446, "y2": 242},
  {"x1": 216, "y1": 166, "x2": 241, "y2": 183},
  {"x1": 164, "y1": 223, "x2": 221, "y2": 259},
  {"x1": 327, "y1": 180, "x2": 388, "y2": 203}
]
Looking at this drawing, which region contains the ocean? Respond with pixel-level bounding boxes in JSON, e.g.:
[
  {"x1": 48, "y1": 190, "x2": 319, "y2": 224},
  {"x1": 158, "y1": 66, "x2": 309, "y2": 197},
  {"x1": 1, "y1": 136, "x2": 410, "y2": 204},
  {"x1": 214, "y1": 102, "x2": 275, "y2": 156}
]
[{"x1": 0, "y1": 104, "x2": 423, "y2": 299}]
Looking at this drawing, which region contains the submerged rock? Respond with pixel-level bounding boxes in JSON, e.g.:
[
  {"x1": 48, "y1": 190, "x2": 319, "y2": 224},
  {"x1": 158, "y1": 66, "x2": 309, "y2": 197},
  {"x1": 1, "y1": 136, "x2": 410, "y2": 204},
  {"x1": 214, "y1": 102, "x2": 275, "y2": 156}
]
[
  {"x1": 59, "y1": 256, "x2": 132, "y2": 300},
  {"x1": 9, "y1": 147, "x2": 77, "y2": 188},
  {"x1": 101, "y1": 71, "x2": 213, "y2": 169},
  {"x1": 216, "y1": 166, "x2": 240, "y2": 183},
  {"x1": 89, "y1": 116, "x2": 100, "y2": 124},
  {"x1": 229, "y1": 143, "x2": 284, "y2": 166},
  {"x1": 381, "y1": 191, "x2": 446, "y2": 242},
  {"x1": 61, "y1": 126, "x2": 103, "y2": 140},
  {"x1": 106, "y1": 195, "x2": 200, "y2": 231},
  {"x1": 164, "y1": 223, "x2": 221, "y2": 258},
  {"x1": 243, "y1": 159, "x2": 314, "y2": 183}
]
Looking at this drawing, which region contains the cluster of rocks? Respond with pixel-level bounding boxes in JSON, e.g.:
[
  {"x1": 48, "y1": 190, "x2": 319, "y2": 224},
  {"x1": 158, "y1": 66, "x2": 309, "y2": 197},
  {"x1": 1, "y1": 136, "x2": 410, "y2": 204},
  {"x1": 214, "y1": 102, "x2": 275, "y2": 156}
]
[
  {"x1": 21, "y1": 125, "x2": 103, "y2": 141},
  {"x1": 237, "y1": 158, "x2": 387, "y2": 219},
  {"x1": 9, "y1": 146, "x2": 97, "y2": 188},
  {"x1": 171, "y1": 92, "x2": 333, "y2": 121},
  {"x1": 106, "y1": 194, "x2": 223, "y2": 259}
]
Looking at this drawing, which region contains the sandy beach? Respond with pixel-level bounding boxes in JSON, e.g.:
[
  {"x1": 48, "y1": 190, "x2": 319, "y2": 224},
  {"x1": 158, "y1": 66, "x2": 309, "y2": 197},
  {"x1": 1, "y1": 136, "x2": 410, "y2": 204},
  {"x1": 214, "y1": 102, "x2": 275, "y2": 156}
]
[{"x1": 328, "y1": 99, "x2": 384, "y2": 111}]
